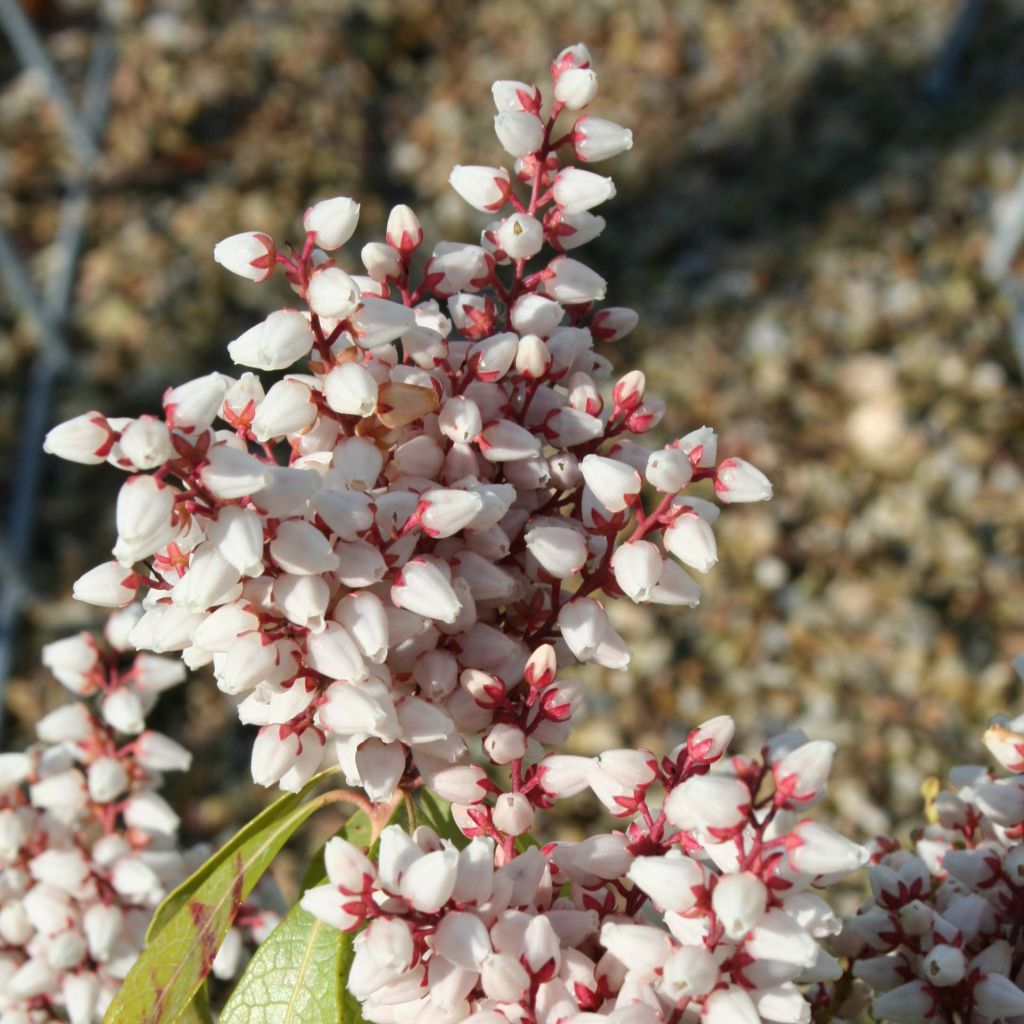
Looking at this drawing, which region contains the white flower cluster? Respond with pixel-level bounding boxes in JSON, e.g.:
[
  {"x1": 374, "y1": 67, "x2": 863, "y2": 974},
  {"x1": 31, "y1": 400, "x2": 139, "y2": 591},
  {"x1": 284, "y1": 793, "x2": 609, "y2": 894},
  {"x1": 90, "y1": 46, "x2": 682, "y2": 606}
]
[
  {"x1": 1, "y1": 616, "x2": 279, "y2": 1024},
  {"x1": 41, "y1": 42, "x2": 773, "y2": 801},
  {"x1": 813, "y1": 717, "x2": 1024, "y2": 1023},
  {"x1": 301, "y1": 716, "x2": 868, "y2": 1024},
  {"x1": 0, "y1": 618, "x2": 194, "y2": 1024}
]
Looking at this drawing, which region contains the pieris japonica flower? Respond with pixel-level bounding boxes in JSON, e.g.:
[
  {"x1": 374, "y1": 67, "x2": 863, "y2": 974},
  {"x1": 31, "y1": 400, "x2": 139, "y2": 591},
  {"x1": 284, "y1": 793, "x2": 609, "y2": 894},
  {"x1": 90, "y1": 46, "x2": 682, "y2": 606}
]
[
  {"x1": 809, "y1": 714, "x2": 1024, "y2": 1023},
  {"x1": 42, "y1": 43, "x2": 776, "y2": 836}
]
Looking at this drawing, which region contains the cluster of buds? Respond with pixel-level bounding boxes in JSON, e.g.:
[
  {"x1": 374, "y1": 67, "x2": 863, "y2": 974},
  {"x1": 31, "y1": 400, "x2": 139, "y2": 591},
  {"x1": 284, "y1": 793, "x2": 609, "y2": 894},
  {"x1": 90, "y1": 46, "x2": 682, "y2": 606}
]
[
  {"x1": 41, "y1": 43, "x2": 772, "y2": 803},
  {"x1": 811, "y1": 716, "x2": 1024, "y2": 1023},
  {"x1": 1, "y1": 619, "x2": 278, "y2": 1024},
  {"x1": 302, "y1": 714, "x2": 868, "y2": 1024},
  {"x1": 0, "y1": 622, "x2": 194, "y2": 1023}
]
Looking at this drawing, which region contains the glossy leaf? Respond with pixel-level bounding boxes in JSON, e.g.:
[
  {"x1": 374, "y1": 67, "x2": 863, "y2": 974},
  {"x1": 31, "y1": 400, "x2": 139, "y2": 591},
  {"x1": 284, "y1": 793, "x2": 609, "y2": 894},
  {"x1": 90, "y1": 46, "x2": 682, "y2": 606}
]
[
  {"x1": 105, "y1": 771, "x2": 340, "y2": 1024},
  {"x1": 218, "y1": 799, "x2": 409, "y2": 1024},
  {"x1": 414, "y1": 788, "x2": 467, "y2": 849}
]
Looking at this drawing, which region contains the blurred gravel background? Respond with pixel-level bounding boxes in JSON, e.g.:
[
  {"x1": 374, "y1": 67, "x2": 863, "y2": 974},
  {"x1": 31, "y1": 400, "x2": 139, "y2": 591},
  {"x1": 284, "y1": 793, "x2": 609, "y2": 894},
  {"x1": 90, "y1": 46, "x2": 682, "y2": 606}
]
[{"x1": 4, "y1": 0, "x2": 1024, "y2": 848}]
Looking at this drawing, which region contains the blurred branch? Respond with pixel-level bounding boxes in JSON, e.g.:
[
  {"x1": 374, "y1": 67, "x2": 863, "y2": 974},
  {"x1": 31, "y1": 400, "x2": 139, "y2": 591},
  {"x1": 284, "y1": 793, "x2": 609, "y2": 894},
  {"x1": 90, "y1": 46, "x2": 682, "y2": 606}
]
[
  {"x1": 922, "y1": 0, "x2": 988, "y2": 104},
  {"x1": 0, "y1": 11, "x2": 116, "y2": 741}
]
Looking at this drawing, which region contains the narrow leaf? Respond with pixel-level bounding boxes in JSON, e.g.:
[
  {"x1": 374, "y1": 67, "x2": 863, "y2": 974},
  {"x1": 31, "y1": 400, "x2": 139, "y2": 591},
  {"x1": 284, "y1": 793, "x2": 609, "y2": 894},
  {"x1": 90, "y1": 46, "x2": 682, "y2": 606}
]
[
  {"x1": 105, "y1": 773, "x2": 340, "y2": 1024},
  {"x1": 219, "y1": 800, "x2": 409, "y2": 1024},
  {"x1": 414, "y1": 788, "x2": 468, "y2": 849}
]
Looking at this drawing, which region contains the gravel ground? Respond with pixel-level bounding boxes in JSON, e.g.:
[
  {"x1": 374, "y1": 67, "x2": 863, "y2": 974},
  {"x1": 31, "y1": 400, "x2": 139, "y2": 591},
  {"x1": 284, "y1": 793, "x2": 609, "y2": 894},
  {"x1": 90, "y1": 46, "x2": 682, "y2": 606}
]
[{"x1": 3, "y1": 0, "x2": 1024, "y2": 847}]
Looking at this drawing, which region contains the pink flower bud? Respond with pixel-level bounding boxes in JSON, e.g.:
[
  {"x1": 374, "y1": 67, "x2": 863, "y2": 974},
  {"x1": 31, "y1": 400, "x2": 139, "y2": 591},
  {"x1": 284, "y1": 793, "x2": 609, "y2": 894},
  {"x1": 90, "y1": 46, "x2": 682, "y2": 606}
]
[
  {"x1": 553, "y1": 168, "x2": 616, "y2": 215},
  {"x1": 687, "y1": 715, "x2": 735, "y2": 763},
  {"x1": 542, "y1": 256, "x2": 607, "y2": 304},
  {"x1": 494, "y1": 112, "x2": 544, "y2": 157},
  {"x1": 43, "y1": 411, "x2": 114, "y2": 464},
  {"x1": 580, "y1": 453, "x2": 641, "y2": 512},
  {"x1": 554, "y1": 67, "x2": 597, "y2": 110},
  {"x1": 715, "y1": 457, "x2": 773, "y2": 503},
  {"x1": 386, "y1": 204, "x2": 423, "y2": 253},
  {"x1": 213, "y1": 231, "x2": 276, "y2": 282},
  {"x1": 303, "y1": 196, "x2": 360, "y2": 251},
  {"x1": 227, "y1": 309, "x2": 314, "y2": 371},
  {"x1": 496, "y1": 213, "x2": 544, "y2": 260},
  {"x1": 449, "y1": 165, "x2": 511, "y2": 212},
  {"x1": 573, "y1": 117, "x2": 633, "y2": 163}
]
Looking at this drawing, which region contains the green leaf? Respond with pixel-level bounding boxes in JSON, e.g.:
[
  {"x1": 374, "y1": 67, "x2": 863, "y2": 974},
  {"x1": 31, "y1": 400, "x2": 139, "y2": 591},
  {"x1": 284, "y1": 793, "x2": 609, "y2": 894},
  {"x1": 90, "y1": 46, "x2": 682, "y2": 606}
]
[
  {"x1": 105, "y1": 770, "x2": 340, "y2": 1024},
  {"x1": 176, "y1": 985, "x2": 213, "y2": 1024},
  {"x1": 146, "y1": 770, "x2": 337, "y2": 944},
  {"x1": 413, "y1": 789, "x2": 467, "y2": 848},
  {"x1": 218, "y1": 800, "x2": 410, "y2": 1024}
]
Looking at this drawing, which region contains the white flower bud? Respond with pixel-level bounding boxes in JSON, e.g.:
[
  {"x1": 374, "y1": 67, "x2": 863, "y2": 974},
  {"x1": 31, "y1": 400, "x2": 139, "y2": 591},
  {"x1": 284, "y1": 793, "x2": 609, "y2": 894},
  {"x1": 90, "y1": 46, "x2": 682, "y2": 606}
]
[
  {"x1": 227, "y1": 309, "x2": 314, "y2": 371},
  {"x1": 599, "y1": 922, "x2": 671, "y2": 981},
  {"x1": 665, "y1": 774, "x2": 750, "y2": 835},
  {"x1": 525, "y1": 524, "x2": 588, "y2": 579},
  {"x1": 72, "y1": 561, "x2": 139, "y2": 607},
  {"x1": 611, "y1": 540, "x2": 663, "y2": 602},
  {"x1": 664, "y1": 513, "x2": 718, "y2": 574},
  {"x1": 554, "y1": 67, "x2": 598, "y2": 110},
  {"x1": 419, "y1": 489, "x2": 483, "y2": 538},
  {"x1": 361, "y1": 241, "x2": 403, "y2": 282},
  {"x1": 213, "y1": 231, "x2": 276, "y2": 282},
  {"x1": 496, "y1": 213, "x2": 544, "y2": 260},
  {"x1": 591, "y1": 306, "x2": 639, "y2": 342},
  {"x1": 660, "y1": 945, "x2": 718, "y2": 1000},
  {"x1": 492, "y1": 792, "x2": 534, "y2": 836},
  {"x1": 494, "y1": 112, "x2": 545, "y2": 157},
  {"x1": 164, "y1": 372, "x2": 229, "y2": 433},
  {"x1": 349, "y1": 296, "x2": 415, "y2": 349},
  {"x1": 786, "y1": 822, "x2": 869, "y2": 877},
  {"x1": 715, "y1": 457, "x2": 773, "y2": 503},
  {"x1": 627, "y1": 853, "x2": 704, "y2": 912},
  {"x1": 118, "y1": 416, "x2": 174, "y2": 470},
  {"x1": 542, "y1": 256, "x2": 607, "y2": 304},
  {"x1": 713, "y1": 872, "x2": 767, "y2": 939},
  {"x1": 703, "y1": 988, "x2": 761, "y2": 1024},
  {"x1": 449, "y1": 166, "x2": 511, "y2": 212},
  {"x1": 135, "y1": 730, "x2": 192, "y2": 772},
  {"x1": 871, "y1": 981, "x2": 936, "y2": 1024},
  {"x1": 552, "y1": 168, "x2": 616, "y2": 215},
  {"x1": 645, "y1": 447, "x2": 693, "y2": 492},
  {"x1": 306, "y1": 266, "x2": 361, "y2": 319},
  {"x1": 974, "y1": 973, "x2": 1024, "y2": 1018},
  {"x1": 573, "y1": 116, "x2": 633, "y2": 162},
  {"x1": 303, "y1": 196, "x2": 360, "y2": 250},
  {"x1": 484, "y1": 723, "x2": 527, "y2": 765},
  {"x1": 386, "y1": 205, "x2": 423, "y2": 252},
  {"x1": 88, "y1": 757, "x2": 129, "y2": 803},
  {"x1": 510, "y1": 293, "x2": 564, "y2": 336},
  {"x1": 251, "y1": 379, "x2": 317, "y2": 441},
  {"x1": 580, "y1": 454, "x2": 641, "y2": 512},
  {"x1": 400, "y1": 847, "x2": 459, "y2": 912},
  {"x1": 37, "y1": 702, "x2": 93, "y2": 744},
  {"x1": 481, "y1": 952, "x2": 529, "y2": 1002},
  {"x1": 113, "y1": 475, "x2": 178, "y2": 565}
]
